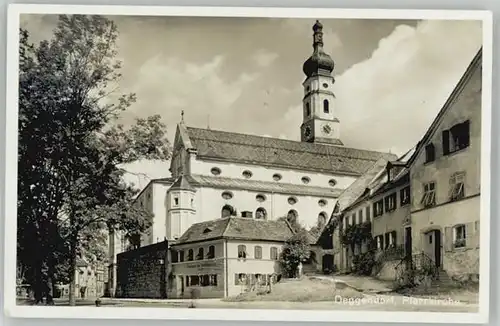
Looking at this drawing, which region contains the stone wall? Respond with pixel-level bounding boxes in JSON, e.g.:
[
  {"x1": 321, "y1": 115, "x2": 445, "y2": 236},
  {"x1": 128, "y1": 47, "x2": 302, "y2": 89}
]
[
  {"x1": 444, "y1": 248, "x2": 479, "y2": 282},
  {"x1": 116, "y1": 241, "x2": 169, "y2": 298},
  {"x1": 374, "y1": 260, "x2": 400, "y2": 282}
]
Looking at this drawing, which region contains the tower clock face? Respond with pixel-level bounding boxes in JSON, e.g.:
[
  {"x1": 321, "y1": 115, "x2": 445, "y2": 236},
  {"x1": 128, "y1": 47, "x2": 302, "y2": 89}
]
[
  {"x1": 304, "y1": 126, "x2": 312, "y2": 138},
  {"x1": 322, "y1": 124, "x2": 332, "y2": 135}
]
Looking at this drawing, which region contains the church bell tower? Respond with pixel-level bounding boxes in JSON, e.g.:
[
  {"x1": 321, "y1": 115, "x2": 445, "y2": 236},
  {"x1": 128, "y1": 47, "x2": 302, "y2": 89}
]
[{"x1": 300, "y1": 20, "x2": 343, "y2": 146}]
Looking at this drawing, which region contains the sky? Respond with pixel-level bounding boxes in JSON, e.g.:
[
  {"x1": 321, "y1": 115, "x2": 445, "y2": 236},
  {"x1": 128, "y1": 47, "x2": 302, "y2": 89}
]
[{"x1": 20, "y1": 14, "x2": 483, "y2": 189}]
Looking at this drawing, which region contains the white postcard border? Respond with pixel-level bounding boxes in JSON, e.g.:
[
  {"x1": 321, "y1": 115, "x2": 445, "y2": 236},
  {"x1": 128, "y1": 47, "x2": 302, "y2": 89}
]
[{"x1": 3, "y1": 4, "x2": 493, "y2": 324}]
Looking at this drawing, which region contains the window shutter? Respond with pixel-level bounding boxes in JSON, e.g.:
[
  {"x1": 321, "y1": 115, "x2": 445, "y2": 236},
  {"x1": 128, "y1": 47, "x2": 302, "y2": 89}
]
[
  {"x1": 444, "y1": 227, "x2": 453, "y2": 252},
  {"x1": 468, "y1": 221, "x2": 480, "y2": 249},
  {"x1": 442, "y1": 130, "x2": 450, "y2": 155},
  {"x1": 464, "y1": 120, "x2": 471, "y2": 147}
]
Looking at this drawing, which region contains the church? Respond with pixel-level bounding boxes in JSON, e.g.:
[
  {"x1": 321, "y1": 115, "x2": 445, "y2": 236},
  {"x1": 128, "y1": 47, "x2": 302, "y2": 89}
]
[
  {"x1": 133, "y1": 20, "x2": 396, "y2": 245},
  {"x1": 106, "y1": 21, "x2": 397, "y2": 297}
]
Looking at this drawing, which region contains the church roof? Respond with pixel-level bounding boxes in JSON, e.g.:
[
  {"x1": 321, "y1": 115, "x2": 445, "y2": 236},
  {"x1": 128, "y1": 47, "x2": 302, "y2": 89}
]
[
  {"x1": 185, "y1": 174, "x2": 342, "y2": 198},
  {"x1": 174, "y1": 217, "x2": 295, "y2": 245},
  {"x1": 183, "y1": 127, "x2": 396, "y2": 176}
]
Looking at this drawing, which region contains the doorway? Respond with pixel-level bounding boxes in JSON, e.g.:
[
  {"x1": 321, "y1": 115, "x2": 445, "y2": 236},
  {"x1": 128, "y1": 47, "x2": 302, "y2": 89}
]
[
  {"x1": 404, "y1": 227, "x2": 412, "y2": 257},
  {"x1": 424, "y1": 230, "x2": 441, "y2": 268}
]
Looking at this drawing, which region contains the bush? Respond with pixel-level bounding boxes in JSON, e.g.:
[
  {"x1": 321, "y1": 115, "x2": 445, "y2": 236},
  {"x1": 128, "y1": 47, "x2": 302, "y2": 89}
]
[{"x1": 352, "y1": 251, "x2": 375, "y2": 276}]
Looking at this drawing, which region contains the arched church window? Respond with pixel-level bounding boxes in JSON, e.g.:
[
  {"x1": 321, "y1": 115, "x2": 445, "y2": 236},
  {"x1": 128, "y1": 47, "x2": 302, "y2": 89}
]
[
  {"x1": 255, "y1": 207, "x2": 267, "y2": 220},
  {"x1": 221, "y1": 204, "x2": 236, "y2": 218},
  {"x1": 306, "y1": 103, "x2": 311, "y2": 117},
  {"x1": 287, "y1": 210, "x2": 298, "y2": 224},
  {"x1": 288, "y1": 196, "x2": 298, "y2": 205},
  {"x1": 323, "y1": 99, "x2": 330, "y2": 113},
  {"x1": 318, "y1": 212, "x2": 328, "y2": 226},
  {"x1": 211, "y1": 167, "x2": 221, "y2": 176}
]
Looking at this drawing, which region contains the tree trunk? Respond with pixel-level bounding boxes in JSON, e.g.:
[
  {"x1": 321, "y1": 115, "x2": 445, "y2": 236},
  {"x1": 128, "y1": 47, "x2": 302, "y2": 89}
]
[{"x1": 68, "y1": 230, "x2": 78, "y2": 306}]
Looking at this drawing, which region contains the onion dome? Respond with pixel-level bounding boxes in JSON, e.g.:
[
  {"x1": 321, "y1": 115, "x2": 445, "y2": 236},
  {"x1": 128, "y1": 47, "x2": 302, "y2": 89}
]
[{"x1": 302, "y1": 20, "x2": 335, "y2": 78}]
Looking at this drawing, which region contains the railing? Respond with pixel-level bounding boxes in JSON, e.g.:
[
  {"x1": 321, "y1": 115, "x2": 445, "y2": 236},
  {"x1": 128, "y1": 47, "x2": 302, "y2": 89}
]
[
  {"x1": 394, "y1": 252, "x2": 439, "y2": 287},
  {"x1": 372, "y1": 244, "x2": 406, "y2": 275}
]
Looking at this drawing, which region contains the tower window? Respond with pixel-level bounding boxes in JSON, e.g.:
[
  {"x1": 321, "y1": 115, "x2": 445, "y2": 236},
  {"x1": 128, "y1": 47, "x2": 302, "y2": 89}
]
[
  {"x1": 323, "y1": 99, "x2": 329, "y2": 113},
  {"x1": 174, "y1": 197, "x2": 179, "y2": 206},
  {"x1": 306, "y1": 103, "x2": 311, "y2": 117}
]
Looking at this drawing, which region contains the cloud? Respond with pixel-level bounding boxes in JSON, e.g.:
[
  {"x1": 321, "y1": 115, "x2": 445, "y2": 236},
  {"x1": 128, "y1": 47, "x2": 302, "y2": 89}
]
[
  {"x1": 253, "y1": 49, "x2": 279, "y2": 67},
  {"x1": 332, "y1": 20, "x2": 481, "y2": 156}
]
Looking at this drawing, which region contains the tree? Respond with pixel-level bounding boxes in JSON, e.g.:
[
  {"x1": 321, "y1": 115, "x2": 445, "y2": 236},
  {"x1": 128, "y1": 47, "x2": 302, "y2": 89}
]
[
  {"x1": 17, "y1": 15, "x2": 171, "y2": 305},
  {"x1": 279, "y1": 229, "x2": 311, "y2": 278}
]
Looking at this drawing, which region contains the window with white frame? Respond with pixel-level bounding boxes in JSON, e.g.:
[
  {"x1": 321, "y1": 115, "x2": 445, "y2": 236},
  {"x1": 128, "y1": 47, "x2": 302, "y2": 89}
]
[
  {"x1": 384, "y1": 193, "x2": 397, "y2": 212},
  {"x1": 420, "y1": 182, "x2": 436, "y2": 207},
  {"x1": 400, "y1": 186, "x2": 410, "y2": 206},
  {"x1": 453, "y1": 224, "x2": 466, "y2": 248},
  {"x1": 238, "y1": 245, "x2": 247, "y2": 259},
  {"x1": 449, "y1": 172, "x2": 465, "y2": 201}
]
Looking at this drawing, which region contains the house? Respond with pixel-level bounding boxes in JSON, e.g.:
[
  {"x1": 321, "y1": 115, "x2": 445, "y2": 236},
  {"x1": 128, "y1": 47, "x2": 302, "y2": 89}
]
[
  {"x1": 168, "y1": 217, "x2": 294, "y2": 298},
  {"x1": 407, "y1": 47, "x2": 482, "y2": 282}
]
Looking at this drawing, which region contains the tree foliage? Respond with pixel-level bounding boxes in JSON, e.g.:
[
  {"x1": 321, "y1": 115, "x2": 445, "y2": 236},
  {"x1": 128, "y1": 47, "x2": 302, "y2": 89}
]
[
  {"x1": 17, "y1": 14, "x2": 171, "y2": 304},
  {"x1": 279, "y1": 228, "x2": 311, "y2": 278}
]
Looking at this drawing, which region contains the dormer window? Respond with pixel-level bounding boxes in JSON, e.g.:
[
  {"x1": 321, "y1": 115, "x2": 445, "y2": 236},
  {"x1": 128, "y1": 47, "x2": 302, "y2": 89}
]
[{"x1": 425, "y1": 143, "x2": 435, "y2": 163}]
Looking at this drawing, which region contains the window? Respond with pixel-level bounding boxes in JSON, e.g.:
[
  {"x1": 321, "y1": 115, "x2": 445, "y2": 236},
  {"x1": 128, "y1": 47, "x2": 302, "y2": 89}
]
[
  {"x1": 318, "y1": 199, "x2": 327, "y2": 207},
  {"x1": 306, "y1": 103, "x2": 311, "y2": 117},
  {"x1": 301, "y1": 176, "x2": 311, "y2": 184},
  {"x1": 449, "y1": 172, "x2": 465, "y2": 201},
  {"x1": 272, "y1": 173, "x2": 282, "y2": 181},
  {"x1": 179, "y1": 250, "x2": 184, "y2": 262},
  {"x1": 400, "y1": 186, "x2": 410, "y2": 206},
  {"x1": 288, "y1": 196, "x2": 298, "y2": 205},
  {"x1": 384, "y1": 193, "x2": 397, "y2": 212},
  {"x1": 187, "y1": 249, "x2": 194, "y2": 261},
  {"x1": 256, "y1": 194, "x2": 266, "y2": 202},
  {"x1": 209, "y1": 274, "x2": 218, "y2": 286},
  {"x1": 242, "y1": 170, "x2": 253, "y2": 179},
  {"x1": 365, "y1": 206, "x2": 371, "y2": 222},
  {"x1": 190, "y1": 198, "x2": 194, "y2": 208},
  {"x1": 241, "y1": 211, "x2": 253, "y2": 218},
  {"x1": 174, "y1": 197, "x2": 179, "y2": 206},
  {"x1": 210, "y1": 167, "x2": 221, "y2": 176},
  {"x1": 171, "y1": 250, "x2": 178, "y2": 263},
  {"x1": 254, "y1": 246, "x2": 263, "y2": 259},
  {"x1": 270, "y1": 247, "x2": 278, "y2": 260},
  {"x1": 207, "y1": 245, "x2": 215, "y2": 259},
  {"x1": 255, "y1": 207, "x2": 267, "y2": 220},
  {"x1": 328, "y1": 179, "x2": 337, "y2": 187},
  {"x1": 420, "y1": 182, "x2": 436, "y2": 207},
  {"x1": 389, "y1": 231, "x2": 397, "y2": 246},
  {"x1": 425, "y1": 143, "x2": 436, "y2": 163},
  {"x1": 221, "y1": 204, "x2": 235, "y2": 218},
  {"x1": 443, "y1": 120, "x2": 470, "y2": 154},
  {"x1": 358, "y1": 210, "x2": 363, "y2": 224},
  {"x1": 376, "y1": 235, "x2": 384, "y2": 250},
  {"x1": 344, "y1": 215, "x2": 350, "y2": 227},
  {"x1": 287, "y1": 210, "x2": 298, "y2": 224},
  {"x1": 238, "y1": 245, "x2": 247, "y2": 259},
  {"x1": 429, "y1": 235, "x2": 433, "y2": 244},
  {"x1": 235, "y1": 273, "x2": 247, "y2": 285},
  {"x1": 454, "y1": 224, "x2": 466, "y2": 248},
  {"x1": 318, "y1": 212, "x2": 328, "y2": 226},
  {"x1": 221, "y1": 191, "x2": 233, "y2": 200},
  {"x1": 196, "y1": 248, "x2": 204, "y2": 260},
  {"x1": 373, "y1": 200, "x2": 384, "y2": 217},
  {"x1": 323, "y1": 99, "x2": 329, "y2": 113}
]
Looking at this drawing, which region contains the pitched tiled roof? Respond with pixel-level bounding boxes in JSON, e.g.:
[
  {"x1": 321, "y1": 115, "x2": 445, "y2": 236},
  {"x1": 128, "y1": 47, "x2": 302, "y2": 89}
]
[
  {"x1": 174, "y1": 217, "x2": 294, "y2": 245},
  {"x1": 184, "y1": 127, "x2": 396, "y2": 176},
  {"x1": 186, "y1": 174, "x2": 342, "y2": 198}
]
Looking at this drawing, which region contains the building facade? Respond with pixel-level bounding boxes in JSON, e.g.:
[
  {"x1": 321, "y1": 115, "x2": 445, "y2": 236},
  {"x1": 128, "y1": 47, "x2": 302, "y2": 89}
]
[
  {"x1": 408, "y1": 48, "x2": 482, "y2": 282},
  {"x1": 168, "y1": 217, "x2": 293, "y2": 298}
]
